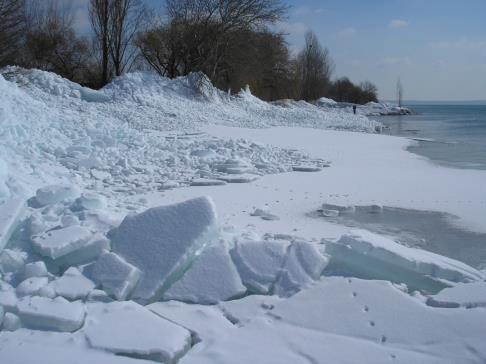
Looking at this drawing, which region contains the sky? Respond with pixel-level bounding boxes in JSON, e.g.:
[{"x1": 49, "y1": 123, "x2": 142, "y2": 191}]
[{"x1": 70, "y1": 0, "x2": 486, "y2": 101}]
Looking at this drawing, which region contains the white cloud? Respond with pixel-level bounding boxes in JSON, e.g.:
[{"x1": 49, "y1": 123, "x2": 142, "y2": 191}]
[
  {"x1": 430, "y1": 39, "x2": 486, "y2": 50},
  {"x1": 338, "y1": 27, "x2": 357, "y2": 37},
  {"x1": 389, "y1": 20, "x2": 409, "y2": 29}
]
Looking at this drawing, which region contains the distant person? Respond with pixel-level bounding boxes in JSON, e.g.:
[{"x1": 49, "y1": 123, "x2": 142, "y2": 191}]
[{"x1": 353, "y1": 105, "x2": 357, "y2": 114}]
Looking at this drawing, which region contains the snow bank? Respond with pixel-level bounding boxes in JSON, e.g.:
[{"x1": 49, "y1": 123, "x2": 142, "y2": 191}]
[{"x1": 111, "y1": 197, "x2": 217, "y2": 303}]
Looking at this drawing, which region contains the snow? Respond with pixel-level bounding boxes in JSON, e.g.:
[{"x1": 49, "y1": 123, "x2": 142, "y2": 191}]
[
  {"x1": 31, "y1": 225, "x2": 93, "y2": 260},
  {"x1": 83, "y1": 301, "x2": 192, "y2": 363},
  {"x1": 0, "y1": 198, "x2": 26, "y2": 250},
  {"x1": 164, "y1": 243, "x2": 246, "y2": 304},
  {"x1": 111, "y1": 197, "x2": 217, "y2": 303},
  {"x1": 47, "y1": 267, "x2": 95, "y2": 300},
  {"x1": 1, "y1": 67, "x2": 486, "y2": 362},
  {"x1": 91, "y1": 251, "x2": 141, "y2": 300},
  {"x1": 17, "y1": 296, "x2": 86, "y2": 332},
  {"x1": 428, "y1": 282, "x2": 486, "y2": 308},
  {"x1": 325, "y1": 230, "x2": 483, "y2": 292},
  {"x1": 230, "y1": 240, "x2": 290, "y2": 294}
]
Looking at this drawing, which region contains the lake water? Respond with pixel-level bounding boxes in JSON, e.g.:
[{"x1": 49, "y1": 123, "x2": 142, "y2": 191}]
[{"x1": 372, "y1": 104, "x2": 486, "y2": 170}]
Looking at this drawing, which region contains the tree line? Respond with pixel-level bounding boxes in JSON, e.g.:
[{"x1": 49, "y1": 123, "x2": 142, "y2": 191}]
[{"x1": 0, "y1": 0, "x2": 378, "y2": 103}]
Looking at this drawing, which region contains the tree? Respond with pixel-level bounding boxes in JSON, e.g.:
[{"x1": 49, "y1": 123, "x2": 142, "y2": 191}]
[
  {"x1": 297, "y1": 31, "x2": 334, "y2": 101},
  {"x1": 396, "y1": 77, "x2": 403, "y2": 107},
  {"x1": 90, "y1": 0, "x2": 111, "y2": 85},
  {"x1": 0, "y1": 0, "x2": 25, "y2": 67}
]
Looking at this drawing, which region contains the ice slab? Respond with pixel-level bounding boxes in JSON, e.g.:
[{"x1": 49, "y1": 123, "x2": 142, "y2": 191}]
[
  {"x1": 35, "y1": 185, "x2": 79, "y2": 206},
  {"x1": 48, "y1": 267, "x2": 95, "y2": 300},
  {"x1": 53, "y1": 233, "x2": 110, "y2": 268},
  {"x1": 164, "y1": 244, "x2": 246, "y2": 304},
  {"x1": 17, "y1": 296, "x2": 86, "y2": 332},
  {"x1": 325, "y1": 230, "x2": 483, "y2": 293},
  {"x1": 218, "y1": 294, "x2": 283, "y2": 325},
  {"x1": 0, "y1": 282, "x2": 17, "y2": 311},
  {"x1": 91, "y1": 251, "x2": 141, "y2": 300},
  {"x1": 292, "y1": 165, "x2": 322, "y2": 172},
  {"x1": 0, "y1": 198, "x2": 26, "y2": 250},
  {"x1": 427, "y1": 282, "x2": 486, "y2": 308},
  {"x1": 32, "y1": 225, "x2": 92, "y2": 260},
  {"x1": 0, "y1": 330, "x2": 150, "y2": 364},
  {"x1": 217, "y1": 174, "x2": 259, "y2": 183},
  {"x1": 274, "y1": 241, "x2": 329, "y2": 297},
  {"x1": 190, "y1": 178, "x2": 227, "y2": 186},
  {"x1": 23, "y1": 261, "x2": 48, "y2": 279},
  {"x1": 111, "y1": 197, "x2": 217, "y2": 303},
  {"x1": 84, "y1": 301, "x2": 192, "y2": 363},
  {"x1": 74, "y1": 192, "x2": 107, "y2": 210},
  {"x1": 148, "y1": 300, "x2": 235, "y2": 343},
  {"x1": 2, "y1": 312, "x2": 20, "y2": 331},
  {"x1": 0, "y1": 249, "x2": 26, "y2": 274},
  {"x1": 230, "y1": 240, "x2": 289, "y2": 294},
  {"x1": 16, "y1": 276, "x2": 48, "y2": 297}
]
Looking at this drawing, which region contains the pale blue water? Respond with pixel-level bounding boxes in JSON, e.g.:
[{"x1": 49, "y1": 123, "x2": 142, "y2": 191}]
[{"x1": 372, "y1": 104, "x2": 486, "y2": 170}]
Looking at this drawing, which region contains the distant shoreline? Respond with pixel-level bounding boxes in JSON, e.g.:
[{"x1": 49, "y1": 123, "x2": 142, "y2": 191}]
[{"x1": 383, "y1": 100, "x2": 486, "y2": 106}]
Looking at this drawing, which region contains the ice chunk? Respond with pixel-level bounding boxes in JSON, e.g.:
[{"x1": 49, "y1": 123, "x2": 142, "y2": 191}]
[
  {"x1": 87, "y1": 289, "x2": 114, "y2": 303},
  {"x1": 0, "y1": 305, "x2": 3, "y2": 326},
  {"x1": 427, "y1": 282, "x2": 486, "y2": 308},
  {"x1": 23, "y1": 261, "x2": 48, "y2": 279},
  {"x1": 31, "y1": 225, "x2": 92, "y2": 259},
  {"x1": 0, "y1": 249, "x2": 26, "y2": 274},
  {"x1": 0, "y1": 198, "x2": 26, "y2": 250},
  {"x1": 325, "y1": 230, "x2": 484, "y2": 293},
  {"x1": 48, "y1": 267, "x2": 95, "y2": 300},
  {"x1": 35, "y1": 185, "x2": 79, "y2": 206},
  {"x1": 230, "y1": 240, "x2": 289, "y2": 294},
  {"x1": 274, "y1": 241, "x2": 329, "y2": 297},
  {"x1": 16, "y1": 276, "x2": 48, "y2": 297},
  {"x1": 218, "y1": 294, "x2": 283, "y2": 325},
  {"x1": 0, "y1": 282, "x2": 17, "y2": 311},
  {"x1": 91, "y1": 251, "x2": 141, "y2": 301},
  {"x1": 17, "y1": 296, "x2": 85, "y2": 332},
  {"x1": 111, "y1": 197, "x2": 217, "y2": 303},
  {"x1": 292, "y1": 165, "x2": 322, "y2": 172},
  {"x1": 84, "y1": 301, "x2": 192, "y2": 363},
  {"x1": 2, "y1": 312, "x2": 20, "y2": 331},
  {"x1": 164, "y1": 244, "x2": 246, "y2": 304},
  {"x1": 53, "y1": 233, "x2": 110, "y2": 267},
  {"x1": 190, "y1": 178, "x2": 227, "y2": 186},
  {"x1": 148, "y1": 300, "x2": 235, "y2": 343},
  {"x1": 74, "y1": 192, "x2": 107, "y2": 210},
  {"x1": 321, "y1": 203, "x2": 356, "y2": 215},
  {"x1": 218, "y1": 174, "x2": 259, "y2": 183}
]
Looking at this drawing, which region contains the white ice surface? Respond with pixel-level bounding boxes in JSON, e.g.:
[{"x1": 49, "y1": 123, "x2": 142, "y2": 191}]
[
  {"x1": 0, "y1": 198, "x2": 26, "y2": 250},
  {"x1": 47, "y1": 267, "x2": 95, "y2": 300},
  {"x1": 164, "y1": 243, "x2": 246, "y2": 304},
  {"x1": 91, "y1": 251, "x2": 141, "y2": 300},
  {"x1": 31, "y1": 225, "x2": 93, "y2": 260},
  {"x1": 111, "y1": 197, "x2": 217, "y2": 303},
  {"x1": 429, "y1": 282, "x2": 486, "y2": 308},
  {"x1": 84, "y1": 301, "x2": 192, "y2": 363},
  {"x1": 17, "y1": 296, "x2": 85, "y2": 332}
]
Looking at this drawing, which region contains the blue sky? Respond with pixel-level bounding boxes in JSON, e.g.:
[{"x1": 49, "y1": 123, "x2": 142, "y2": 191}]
[{"x1": 72, "y1": 0, "x2": 486, "y2": 101}]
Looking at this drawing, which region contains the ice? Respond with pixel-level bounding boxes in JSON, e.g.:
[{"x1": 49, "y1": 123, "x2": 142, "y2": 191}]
[
  {"x1": 292, "y1": 165, "x2": 322, "y2": 172},
  {"x1": 274, "y1": 241, "x2": 329, "y2": 297},
  {"x1": 218, "y1": 294, "x2": 283, "y2": 325},
  {"x1": 16, "y1": 276, "x2": 49, "y2": 297},
  {"x1": 427, "y1": 282, "x2": 486, "y2": 308},
  {"x1": 2, "y1": 312, "x2": 20, "y2": 331},
  {"x1": 0, "y1": 198, "x2": 26, "y2": 250},
  {"x1": 218, "y1": 174, "x2": 259, "y2": 183},
  {"x1": 0, "y1": 330, "x2": 151, "y2": 364},
  {"x1": 325, "y1": 230, "x2": 484, "y2": 293},
  {"x1": 91, "y1": 251, "x2": 141, "y2": 301},
  {"x1": 190, "y1": 178, "x2": 227, "y2": 186},
  {"x1": 0, "y1": 249, "x2": 26, "y2": 274},
  {"x1": 0, "y1": 305, "x2": 3, "y2": 326},
  {"x1": 321, "y1": 203, "x2": 356, "y2": 215},
  {"x1": 35, "y1": 185, "x2": 79, "y2": 206},
  {"x1": 250, "y1": 208, "x2": 280, "y2": 221},
  {"x1": 31, "y1": 225, "x2": 93, "y2": 260},
  {"x1": 47, "y1": 267, "x2": 95, "y2": 300},
  {"x1": 84, "y1": 301, "x2": 192, "y2": 363},
  {"x1": 111, "y1": 197, "x2": 217, "y2": 303},
  {"x1": 17, "y1": 296, "x2": 86, "y2": 332},
  {"x1": 148, "y1": 300, "x2": 235, "y2": 343},
  {"x1": 74, "y1": 192, "x2": 107, "y2": 210},
  {"x1": 53, "y1": 233, "x2": 110, "y2": 268},
  {"x1": 230, "y1": 240, "x2": 289, "y2": 294},
  {"x1": 87, "y1": 289, "x2": 114, "y2": 303},
  {"x1": 164, "y1": 244, "x2": 246, "y2": 304},
  {"x1": 23, "y1": 261, "x2": 48, "y2": 279},
  {"x1": 0, "y1": 282, "x2": 17, "y2": 311}
]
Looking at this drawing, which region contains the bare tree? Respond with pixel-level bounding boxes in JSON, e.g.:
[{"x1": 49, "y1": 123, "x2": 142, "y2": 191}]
[
  {"x1": 90, "y1": 0, "x2": 111, "y2": 85},
  {"x1": 298, "y1": 31, "x2": 334, "y2": 101},
  {"x1": 396, "y1": 77, "x2": 403, "y2": 107},
  {"x1": 0, "y1": 0, "x2": 25, "y2": 66}
]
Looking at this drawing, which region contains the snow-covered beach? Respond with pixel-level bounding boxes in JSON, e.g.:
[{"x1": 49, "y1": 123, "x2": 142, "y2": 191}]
[{"x1": 1, "y1": 69, "x2": 486, "y2": 363}]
